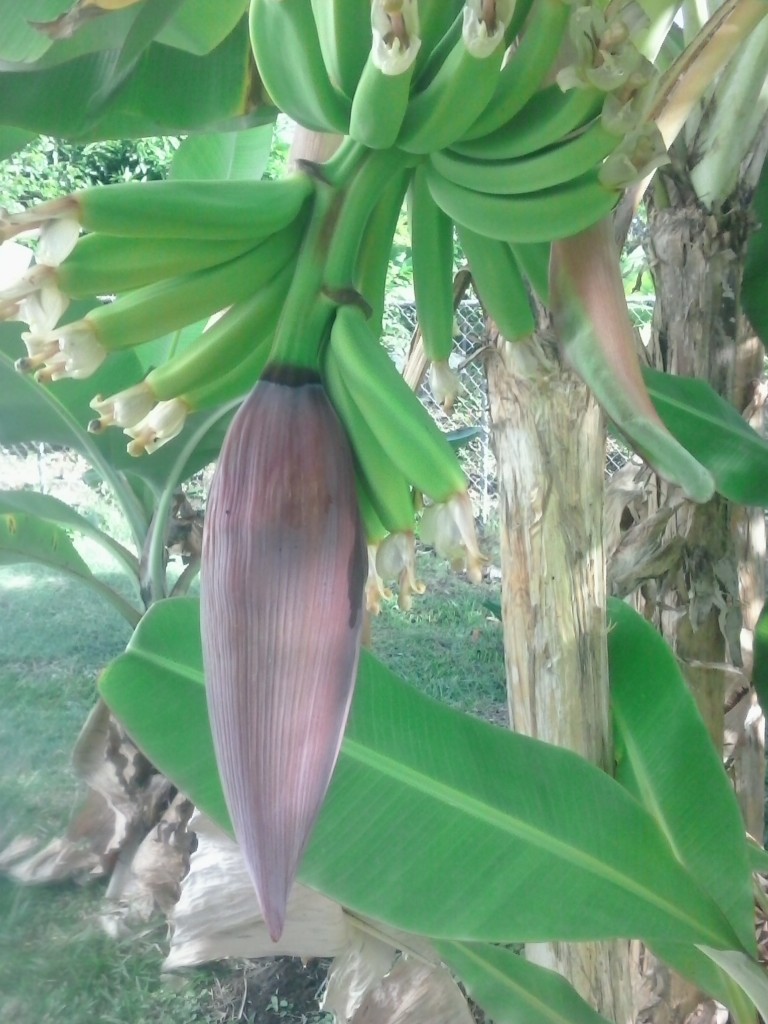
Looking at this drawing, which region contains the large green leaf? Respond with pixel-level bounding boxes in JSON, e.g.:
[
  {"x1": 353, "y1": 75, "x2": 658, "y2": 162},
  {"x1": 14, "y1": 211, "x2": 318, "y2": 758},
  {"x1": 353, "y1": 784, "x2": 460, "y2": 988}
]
[
  {"x1": 650, "y1": 941, "x2": 759, "y2": 1024},
  {"x1": 169, "y1": 125, "x2": 274, "y2": 182},
  {"x1": 435, "y1": 941, "x2": 612, "y2": 1024},
  {"x1": 99, "y1": 597, "x2": 744, "y2": 949},
  {"x1": 744, "y1": 158, "x2": 768, "y2": 349},
  {"x1": 0, "y1": 490, "x2": 138, "y2": 580},
  {"x1": 644, "y1": 366, "x2": 768, "y2": 506},
  {"x1": 156, "y1": 0, "x2": 249, "y2": 55},
  {"x1": 0, "y1": 18, "x2": 267, "y2": 142},
  {"x1": 608, "y1": 598, "x2": 755, "y2": 951},
  {"x1": 0, "y1": 511, "x2": 140, "y2": 626},
  {"x1": 752, "y1": 600, "x2": 768, "y2": 709}
]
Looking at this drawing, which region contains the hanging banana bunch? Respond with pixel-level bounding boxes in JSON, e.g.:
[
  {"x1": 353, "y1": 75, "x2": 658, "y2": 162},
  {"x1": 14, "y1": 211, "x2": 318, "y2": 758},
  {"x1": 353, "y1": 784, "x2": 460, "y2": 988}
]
[{"x1": 0, "y1": 0, "x2": 715, "y2": 937}]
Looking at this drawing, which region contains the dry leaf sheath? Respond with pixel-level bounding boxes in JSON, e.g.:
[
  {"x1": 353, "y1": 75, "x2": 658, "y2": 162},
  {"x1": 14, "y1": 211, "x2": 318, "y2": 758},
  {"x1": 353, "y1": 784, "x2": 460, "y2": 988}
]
[{"x1": 201, "y1": 368, "x2": 366, "y2": 940}]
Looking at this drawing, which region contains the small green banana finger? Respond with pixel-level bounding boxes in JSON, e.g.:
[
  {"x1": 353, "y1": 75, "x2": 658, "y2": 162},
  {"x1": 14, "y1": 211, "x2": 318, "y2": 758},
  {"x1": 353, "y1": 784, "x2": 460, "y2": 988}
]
[
  {"x1": 430, "y1": 117, "x2": 619, "y2": 195},
  {"x1": 55, "y1": 233, "x2": 258, "y2": 299},
  {"x1": 461, "y1": 0, "x2": 571, "y2": 141},
  {"x1": 310, "y1": 0, "x2": 371, "y2": 98},
  {"x1": 324, "y1": 343, "x2": 416, "y2": 536},
  {"x1": 397, "y1": 2, "x2": 509, "y2": 155},
  {"x1": 328, "y1": 303, "x2": 467, "y2": 502},
  {"x1": 354, "y1": 169, "x2": 410, "y2": 334},
  {"x1": 249, "y1": 0, "x2": 351, "y2": 134},
  {"x1": 409, "y1": 163, "x2": 456, "y2": 364},
  {"x1": 426, "y1": 163, "x2": 619, "y2": 243},
  {"x1": 456, "y1": 224, "x2": 535, "y2": 340},
  {"x1": 412, "y1": 0, "x2": 462, "y2": 78},
  {"x1": 349, "y1": 0, "x2": 422, "y2": 150},
  {"x1": 510, "y1": 241, "x2": 550, "y2": 304},
  {"x1": 67, "y1": 222, "x2": 301, "y2": 357},
  {"x1": 3, "y1": 176, "x2": 314, "y2": 242},
  {"x1": 145, "y1": 260, "x2": 294, "y2": 402},
  {"x1": 450, "y1": 83, "x2": 603, "y2": 161}
]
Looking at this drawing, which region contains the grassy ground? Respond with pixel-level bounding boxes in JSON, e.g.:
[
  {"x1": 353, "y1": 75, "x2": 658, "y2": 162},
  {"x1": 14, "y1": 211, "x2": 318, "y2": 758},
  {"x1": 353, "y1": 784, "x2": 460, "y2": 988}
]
[{"x1": 0, "y1": 509, "x2": 504, "y2": 1022}]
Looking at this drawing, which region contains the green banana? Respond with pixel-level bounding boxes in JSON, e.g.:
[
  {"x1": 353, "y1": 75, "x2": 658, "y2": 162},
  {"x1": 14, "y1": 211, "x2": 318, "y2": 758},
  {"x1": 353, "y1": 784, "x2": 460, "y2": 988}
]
[
  {"x1": 5, "y1": 176, "x2": 314, "y2": 241},
  {"x1": 430, "y1": 117, "x2": 619, "y2": 195},
  {"x1": 354, "y1": 169, "x2": 410, "y2": 334},
  {"x1": 145, "y1": 260, "x2": 294, "y2": 402},
  {"x1": 55, "y1": 233, "x2": 258, "y2": 299},
  {"x1": 426, "y1": 164, "x2": 619, "y2": 243},
  {"x1": 409, "y1": 163, "x2": 456, "y2": 364},
  {"x1": 461, "y1": 0, "x2": 571, "y2": 141},
  {"x1": 324, "y1": 342, "x2": 416, "y2": 536},
  {"x1": 310, "y1": 0, "x2": 371, "y2": 98},
  {"x1": 456, "y1": 224, "x2": 535, "y2": 340},
  {"x1": 79, "y1": 222, "x2": 301, "y2": 354},
  {"x1": 183, "y1": 334, "x2": 277, "y2": 413},
  {"x1": 511, "y1": 241, "x2": 550, "y2": 305},
  {"x1": 412, "y1": 0, "x2": 463, "y2": 78},
  {"x1": 397, "y1": 2, "x2": 508, "y2": 155},
  {"x1": 450, "y1": 83, "x2": 603, "y2": 161},
  {"x1": 349, "y1": 1, "x2": 422, "y2": 150},
  {"x1": 249, "y1": 0, "x2": 351, "y2": 134},
  {"x1": 328, "y1": 303, "x2": 468, "y2": 503}
]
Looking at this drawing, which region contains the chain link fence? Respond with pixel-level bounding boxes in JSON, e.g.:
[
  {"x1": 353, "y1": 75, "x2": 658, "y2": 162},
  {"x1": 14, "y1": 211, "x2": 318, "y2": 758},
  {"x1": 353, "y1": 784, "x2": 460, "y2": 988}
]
[{"x1": 1, "y1": 297, "x2": 629, "y2": 520}]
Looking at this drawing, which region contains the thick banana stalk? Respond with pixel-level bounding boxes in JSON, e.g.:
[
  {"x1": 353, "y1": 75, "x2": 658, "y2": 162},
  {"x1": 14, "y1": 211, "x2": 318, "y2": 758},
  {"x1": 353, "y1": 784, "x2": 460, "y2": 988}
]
[
  {"x1": 550, "y1": 218, "x2": 714, "y2": 502},
  {"x1": 201, "y1": 370, "x2": 367, "y2": 941}
]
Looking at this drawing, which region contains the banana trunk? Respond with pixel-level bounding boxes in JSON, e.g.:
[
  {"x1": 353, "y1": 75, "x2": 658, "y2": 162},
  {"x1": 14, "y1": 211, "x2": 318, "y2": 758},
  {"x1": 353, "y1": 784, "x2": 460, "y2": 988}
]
[{"x1": 201, "y1": 369, "x2": 366, "y2": 941}]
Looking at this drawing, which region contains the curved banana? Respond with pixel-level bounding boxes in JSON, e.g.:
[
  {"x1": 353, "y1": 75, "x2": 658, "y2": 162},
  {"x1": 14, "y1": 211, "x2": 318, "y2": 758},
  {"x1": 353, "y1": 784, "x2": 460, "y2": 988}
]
[
  {"x1": 249, "y1": 0, "x2": 351, "y2": 134},
  {"x1": 426, "y1": 164, "x2": 619, "y2": 243},
  {"x1": 354, "y1": 169, "x2": 410, "y2": 334},
  {"x1": 349, "y1": 0, "x2": 421, "y2": 150},
  {"x1": 328, "y1": 303, "x2": 467, "y2": 503},
  {"x1": 450, "y1": 83, "x2": 603, "y2": 161},
  {"x1": 456, "y1": 224, "x2": 535, "y2": 340},
  {"x1": 551, "y1": 218, "x2": 714, "y2": 503},
  {"x1": 310, "y1": 0, "x2": 371, "y2": 98},
  {"x1": 409, "y1": 164, "x2": 456, "y2": 364},
  {"x1": 510, "y1": 241, "x2": 550, "y2": 305},
  {"x1": 77, "y1": 222, "x2": 302, "y2": 355},
  {"x1": 145, "y1": 260, "x2": 294, "y2": 402},
  {"x1": 397, "y1": 2, "x2": 509, "y2": 155},
  {"x1": 3, "y1": 176, "x2": 314, "y2": 242},
  {"x1": 324, "y1": 343, "x2": 416, "y2": 536},
  {"x1": 430, "y1": 117, "x2": 618, "y2": 195},
  {"x1": 461, "y1": 0, "x2": 571, "y2": 141},
  {"x1": 413, "y1": 0, "x2": 462, "y2": 77},
  {"x1": 55, "y1": 233, "x2": 257, "y2": 299}
]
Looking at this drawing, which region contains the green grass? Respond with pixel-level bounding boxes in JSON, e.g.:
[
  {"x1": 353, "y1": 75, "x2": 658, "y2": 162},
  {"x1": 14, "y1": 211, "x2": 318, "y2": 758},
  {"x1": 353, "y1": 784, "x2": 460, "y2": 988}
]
[{"x1": 0, "y1": 542, "x2": 504, "y2": 1021}]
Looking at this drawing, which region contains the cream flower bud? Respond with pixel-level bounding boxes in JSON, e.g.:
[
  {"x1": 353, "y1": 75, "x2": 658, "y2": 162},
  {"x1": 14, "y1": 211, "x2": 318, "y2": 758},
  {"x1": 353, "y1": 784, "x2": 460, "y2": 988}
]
[
  {"x1": 365, "y1": 543, "x2": 393, "y2": 614},
  {"x1": 429, "y1": 360, "x2": 461, "y2": 412},
  {"x1": 36, "y1": 216, "x2": 80, "y2": 266},
  {"x1": 20, "y1": 320, "x2": 105, "y2": 382},
  {"x1": 89, "y1": 382, "x2": 155, "y2": 432},
  {"x1": 373, "y1": 0, "x2": 421, "y2": 73},
  {"x1": 420, "y1": 492, "x2": 486, "y2": 583},
  {"x1": 376, "y1": 531, "x2": 425, "y2": 611},
  {"x1": 125, "y1": 398, "x2": 188, "y2": 456}
]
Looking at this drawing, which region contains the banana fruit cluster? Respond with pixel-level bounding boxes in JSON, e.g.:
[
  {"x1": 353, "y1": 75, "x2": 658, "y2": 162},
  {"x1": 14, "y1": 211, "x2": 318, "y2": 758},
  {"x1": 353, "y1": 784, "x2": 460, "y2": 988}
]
[{"x1": 0, "y1": 0, "x2": 715, "y2": 941}]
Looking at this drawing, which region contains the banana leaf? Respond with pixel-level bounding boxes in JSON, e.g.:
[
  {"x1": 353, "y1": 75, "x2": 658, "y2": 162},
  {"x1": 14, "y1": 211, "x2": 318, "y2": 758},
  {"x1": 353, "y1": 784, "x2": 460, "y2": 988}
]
[
  {"x1": 607, "y1": 597, "x2": 755, "y2": 951},
  {"x1": 0, "y1": 511, "x2": 140, "y2": 626},
  {"x1": 0, "y1": 18, "x2": 270, "y2": 142},
  {"x1": 435, "y1": 941, "x2": 613, "y2": 1024},
  {"x1": 743, "y1": 157, "x2": 768, "y2": 350},
  {"x1": 99, "y1": 596, "x2": 745, "y2": 950},
  {"x1": 644, "y1": 366, "x2": 768, "y2": 505}
]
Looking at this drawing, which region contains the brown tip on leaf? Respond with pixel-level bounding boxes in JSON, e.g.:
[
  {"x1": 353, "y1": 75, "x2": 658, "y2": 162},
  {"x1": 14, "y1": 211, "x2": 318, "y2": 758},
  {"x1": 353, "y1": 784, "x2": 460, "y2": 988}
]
[{"x1": 29, "y1": 5, "x2": 105, "y2": 40}]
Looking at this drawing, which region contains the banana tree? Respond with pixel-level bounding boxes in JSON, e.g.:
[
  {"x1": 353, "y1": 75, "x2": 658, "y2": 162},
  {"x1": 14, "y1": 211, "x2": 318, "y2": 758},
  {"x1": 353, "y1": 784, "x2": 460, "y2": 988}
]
[{"x1": 1, "y1": 1, "x2": 768, "y2": 1022}]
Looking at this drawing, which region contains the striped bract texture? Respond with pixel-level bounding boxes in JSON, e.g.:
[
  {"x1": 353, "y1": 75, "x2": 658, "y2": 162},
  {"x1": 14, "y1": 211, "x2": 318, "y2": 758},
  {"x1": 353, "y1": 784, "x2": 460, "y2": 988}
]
[{"x1": 201, "y1": 373, "x2": 366, "y2": 940}]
